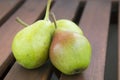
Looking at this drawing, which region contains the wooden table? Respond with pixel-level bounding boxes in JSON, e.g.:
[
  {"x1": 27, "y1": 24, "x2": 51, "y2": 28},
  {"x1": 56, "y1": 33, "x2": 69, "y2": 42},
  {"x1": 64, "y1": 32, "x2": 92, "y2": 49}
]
[{"x1": 0, "y1": 0, "x2": 119, "y2": 80}]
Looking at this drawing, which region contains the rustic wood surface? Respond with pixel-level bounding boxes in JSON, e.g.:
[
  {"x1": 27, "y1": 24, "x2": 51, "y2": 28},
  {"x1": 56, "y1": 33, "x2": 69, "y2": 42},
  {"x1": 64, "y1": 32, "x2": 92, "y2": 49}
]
[
  {"x1": 51, "y1": 0, "x2": 80, "y2": 20},
  {"x1": 4, "y1": 62, "x2": 53, "y2": 80},
  {"x1": 118, "y1": 1, "x2": 120, "y2": 80},
  {"x1": 0, "y1": 0, "x2": 119, "y2": 80},
  {"x1": 0, "y1": 0, "x2": 24, "y2": 77},
  {"x1": 0, "y1": 0, "x2": 24, "y2": 26}
]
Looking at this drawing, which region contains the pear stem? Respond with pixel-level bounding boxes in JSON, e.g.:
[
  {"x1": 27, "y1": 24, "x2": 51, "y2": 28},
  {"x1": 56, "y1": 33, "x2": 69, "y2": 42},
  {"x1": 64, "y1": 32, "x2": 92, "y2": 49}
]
[
  {"x1": 16, "y1": 17, "x2": 29, "y2": 27},
  {"x1": 50, "y1": 12, "x2": 57, "y2": 28},
  {"x1": 44, "y1": 0, "x2": 52, "y2": 21}
]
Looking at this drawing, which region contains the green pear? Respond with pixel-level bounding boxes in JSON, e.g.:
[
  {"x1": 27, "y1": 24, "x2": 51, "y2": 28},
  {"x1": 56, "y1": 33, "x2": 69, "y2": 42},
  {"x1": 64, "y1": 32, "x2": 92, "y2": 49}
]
[
  {"x1": 50, "y1": 19, "x2": 83, "y2": 35},
  {"x1": 50, "y1": 30, "x2": 91, "y2": 75},
  {"x1": 12, "y1": 0, "x2": 55, "y2": 69}
]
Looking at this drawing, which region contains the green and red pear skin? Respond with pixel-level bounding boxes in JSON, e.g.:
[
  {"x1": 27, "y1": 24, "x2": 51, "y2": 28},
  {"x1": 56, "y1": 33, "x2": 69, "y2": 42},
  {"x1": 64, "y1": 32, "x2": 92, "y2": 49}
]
[{"x1": 50, "y1": 30, "x2": 92, "y2": 75}]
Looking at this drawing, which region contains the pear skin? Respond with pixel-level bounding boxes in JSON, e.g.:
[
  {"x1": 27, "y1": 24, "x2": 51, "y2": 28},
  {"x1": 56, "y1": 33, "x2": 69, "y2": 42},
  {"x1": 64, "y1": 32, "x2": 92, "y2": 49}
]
[
  {"x1": 12, "y1": 0, "x2": 54, "y2": 69},
  {"x1": 51, "y1": 19, "x2": 83, "y2": 35},
  {"x1": 50, "y1": 30, "x2": 91, "y2": 75},
  {"x1": 12, "y1": 21, "x2": 55, "y2": 69}
]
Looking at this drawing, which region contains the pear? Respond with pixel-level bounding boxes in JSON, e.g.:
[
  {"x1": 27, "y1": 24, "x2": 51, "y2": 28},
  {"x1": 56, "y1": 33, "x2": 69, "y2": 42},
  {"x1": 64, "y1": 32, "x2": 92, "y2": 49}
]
[
  {"x1": 50, "y1": 19, "x2": 83, "y2": 35},
  {"x1": 12, "y1": 0, "x2": 55, "y2": 69},
  {"x1": 50, "y1": 30, "x2": 91, "y2": 75}
]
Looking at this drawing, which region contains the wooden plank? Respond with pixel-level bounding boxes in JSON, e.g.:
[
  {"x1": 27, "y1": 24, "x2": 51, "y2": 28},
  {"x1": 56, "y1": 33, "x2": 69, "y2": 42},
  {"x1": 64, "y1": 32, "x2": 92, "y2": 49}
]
[
  {"x1": 0, "y1": 0, "x2": 24, "y2": 26},
  {"x1": 51, "y1": 0, "x2": 80, "y2": 20},
  {"x1": 4, "y1": 62, "x2": 52, "y2": 80},
  {"x1": 112, "y1": 0, "x2": 119, "y2": 1},
  {"x1": 118, "y1": 1, "x2": 120, "y2": 80},
  {"x1": 0, "y1": 0, "x2": 47, "y2": 77},
  {"x1": 60, "y1": 0, "x2": 111, "y2": 80}
]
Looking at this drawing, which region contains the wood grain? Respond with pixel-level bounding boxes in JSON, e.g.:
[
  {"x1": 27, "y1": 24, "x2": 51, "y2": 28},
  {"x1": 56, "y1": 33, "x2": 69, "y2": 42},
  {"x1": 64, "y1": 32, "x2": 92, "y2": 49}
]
[
  {"x1": 0, "y1": 0, "x2": 24, "y2": 26},
  {"x1": 118, "y1": 1, "x2": 120, "y2": 80},
  {"x1": 4, "y1": 62, "x2": 53, "y2": 80},
  {"x1": 51, "y1": 0, "x2": 80, "y2": 20},
  {"x1": 0, "y1": 0, "x2": 119, "y2": 80}
]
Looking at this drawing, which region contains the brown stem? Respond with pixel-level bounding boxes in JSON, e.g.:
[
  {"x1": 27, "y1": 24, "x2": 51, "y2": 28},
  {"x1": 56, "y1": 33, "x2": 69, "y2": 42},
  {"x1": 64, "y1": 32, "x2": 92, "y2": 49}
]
[{"x1": 50, "y1": 12, "x2": 57, "y2": 28}]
